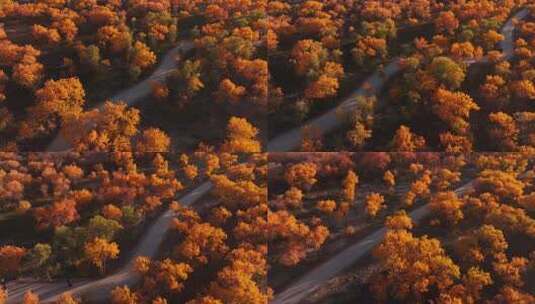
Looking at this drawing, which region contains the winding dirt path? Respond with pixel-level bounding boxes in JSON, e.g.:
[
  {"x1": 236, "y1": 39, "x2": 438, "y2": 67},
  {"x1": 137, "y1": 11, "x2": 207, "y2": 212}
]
[
  {"x1": 271, "y1": 181, "x2": 474, "y2": 304},
  {"x1": 267, "y1": 8, "x2": 529, "y2": 152},
  {"x1": 46, "y1": 41, "x2": 194, "y2": 152},
  {"x1": 6, "y1": 182, "x2": 212, "y2": 303}
]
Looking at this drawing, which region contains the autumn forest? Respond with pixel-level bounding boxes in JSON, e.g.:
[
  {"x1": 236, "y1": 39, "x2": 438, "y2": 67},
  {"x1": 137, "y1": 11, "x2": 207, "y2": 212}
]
[{"x1": 0, "y1": 0, "x2": 534, "y2": 304}]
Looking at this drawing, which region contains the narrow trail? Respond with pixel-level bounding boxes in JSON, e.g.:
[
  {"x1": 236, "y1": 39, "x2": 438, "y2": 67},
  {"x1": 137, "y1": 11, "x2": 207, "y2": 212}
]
[
  {"x1": 274, "y1": 165, "x2": 532, "y2": 304},
  {"x1": 267, "y1": 8, "x2": 530, "y2": 152},
  {"x1": 271, "y1": 181, "x2": 475, "y2": 304},
  {"x1": 46, "y1": 41, "x2": 194, "y2": 152},
  {"x1": 6, "y1": 182, "x2": 212, "y2": 303}
]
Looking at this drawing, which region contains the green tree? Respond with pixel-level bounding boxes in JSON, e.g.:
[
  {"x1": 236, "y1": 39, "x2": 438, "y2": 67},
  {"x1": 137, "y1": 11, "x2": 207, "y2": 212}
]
[
  {"x1": 87, "y1": 215, "x2": 123, "y2": 241},
  {"x1": 428, "y1": 56, "x2": 465, "y2": 89}
]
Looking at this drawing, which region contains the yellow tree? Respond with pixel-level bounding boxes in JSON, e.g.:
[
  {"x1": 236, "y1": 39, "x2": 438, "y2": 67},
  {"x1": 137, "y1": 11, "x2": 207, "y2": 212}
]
[
  {"x1": 218, "y1": 79, "x2": 246, "y2": 104},
  {"x1": 493, "y1": 257, "x2": 529, "y2": 288},
  {"x1": 204, "y1": 153, "x2": 220, "y2": 176},
  {"x1": 133, "y1": 256, "x2": 151, "y2": 274},
  {"x1": 183, "y1": 164, "x2": 198, "y2": 181},
  {"x1": 450, "y1": 42, "x2": 482, "y2": 61},
  {"x1": 32, "y1": 25, "x2": 61, "y2": 45},
  {"x1": 284, "y1": 162, "x2": 317, "y2": 190},
  {"x1": 208, "y1": 266, "x2": 268, "y2": 304},
  {"x1": 135, "y1": 128, "x2": 171, "y2": 152},
  {"x1": 488, "y1": 112, "x2": 519, "y2": 151},
  {"x1": 22, "y1": 291, "x2": 39, "y2": 304},
  {"x1": 462, "y1": 267, "x2": 493, "y2": 301},
  {"x1": 434, "y1": 168, "x2": 461, "y2": 191},
  {"x1": 304, "y1": 74, "x2": 340, "y2": 99},
  {"x1": 33, "y1": 199, "x2": 80, "y2": 230},
  {"x1": 454, "y1": 224, "x2": 508, "y2": 265},
  {"x1": 342, "y1": 169, "x2": 358, "y2": 202},
  {"x1": 210, "y1": 174, "x2": 266, "y2": 210},
  {"x1": 482, "y1": 30, "x2": 504, "y2": 50},
  {"x1": 176, "y1": 223, "x2": 228, "y2": 264},
  {"x1": 432, "y1": 88, "x2": 479, "y2": 134},
  {"x1": 23, "y1": 77, "x2": 85, "y2": 137},
  {"x1": 385, "y1": 210, "x2": 413, "y2": 230},
  {"x1": 480, "y1": 75, "x2": 509, "y2": 108},
  {"x1": 511, "y1": 79, "x2": 535, "y2": 100},
  {"x1": 352, "y1": 36, "x2": 388, "y2": 68},
  {"x1": 84, "y1": 237, "x2": 119, "y2": 274},
  {"x1": 12, "y1": 51, "x2": 44, "y2": 89},
  {"x1": 439, "y1": 132, "x2": 473, "y2": 153},
  {"x1": 130, "y1": 41, "x2": 156, "y2": 72},
  {"x1": 62, "y1": 101, "x2": 140, "y2": 152},
  {"x1": 186, "y1": 296, "x2": 222, "y2": 304},
  {"x1": 52, "y1": 18, "x2": 78, "y2": 42},
  {"x1": 221, "y1": 117, "x2": 261, "y2": 153},
  {"x1": 491, "y1": 286, "x2": 535, "y2": 303},
  {"x1": 97, "y1": 25, "x2": 131, "y2": 54},
  {"x1": 0, "y1": 287, "x2": 6, "y2": 304},
  {"x1": 390, "y1": 125, "x2": 426, "y2": 151},
  {"x1": 291, "y1": 39, "x2": 328, "y2": 76},
  {"x1": 55, "y1": 293, "x2": 80, "y2": 304},
  {"x1": 110, "y1": 286, "x2": 138, "y2": 304},
  {"x1": 316, "y1": 199, "x2": 337, "y2": 214},
  {"x1": 429, "y1": 191, "x2": 464, "y2": 225},
  {"x1": 438, "y1": 267, "x2": 493, "y2": 303},
  {"x1": 102, "y1": 204, "x2": 123, "y2": 220},
  {"x1": 435, "y1": 11, "x2": 459, "y2": 34},
  {"x1": 383, "y1": 170, "x2": 396, "y2": 190},
  {"x1": 152, "y1": 297, "x2": 168, "y2": 304},
  {"x1": 475, "y1": 170, "x2": 524, "y2": 201},
  {"x1": 346, "y1": 122, "x2": 372, "y2": 149},
  {"x1": 208, "y1": 207, "x2": 232, "y2": 225},
  {"x1": 0, "y1": 245, "x2": 26, "y2": 277},
  {"x1": 371, "y1": 230, "x2": 460, "y2": 302},
  {"x1": 155, "y1": 259, "x2": 193, "y2": 292},
  {"x1": 404, "y1": 170, "x2": 432, "y2": 207},
  {"x1": 365, "y1": 192, "x2": 385, "y2": 217},
  {"x1": 267, "y1": 210, "x2": 328, "y2": 266},
  {"x1": 282, "y1": 187, "x2": 303, "y2": 208},
  {"x1": 233, "y1": 58, "x2": 268, "y2": 102},
  {"x1": 35, "y1": 77, "x2": 85, "y2": 119}
]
